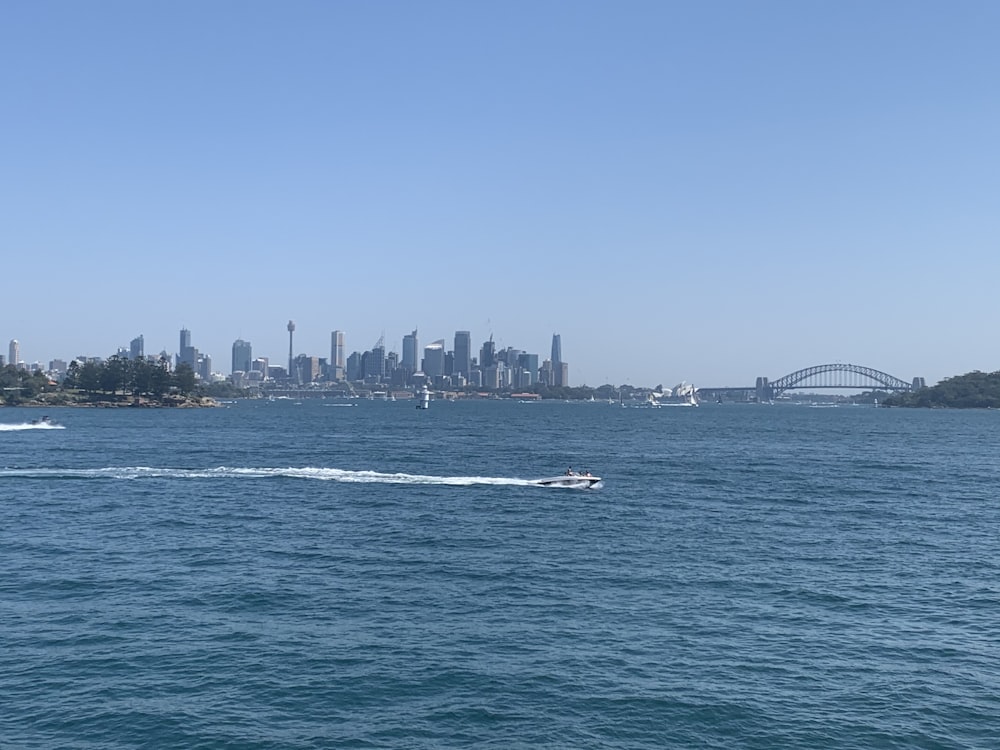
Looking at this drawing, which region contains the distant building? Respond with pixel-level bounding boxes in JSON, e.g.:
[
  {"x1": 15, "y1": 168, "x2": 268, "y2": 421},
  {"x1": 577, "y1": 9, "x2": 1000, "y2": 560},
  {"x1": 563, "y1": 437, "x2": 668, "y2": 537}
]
[
  {"x1": 232, "y1": 339, "x2": 252, "y2": 375},
  {"x1": 423, "y1": 340, "x2": 446, "y2": 377},
  {"x1": 480, "y1": 337, "x2": 495, "y2": 369},
  {"x1": 346, "y1": 351, "x2": 362, "y2": 382},
  {"x1": 198, "y1": 353, "x2": 212, "y2": 381},
  {"x1": 9, "y1": 339, "x2": 20, "y2": 368},
  {"x1": 178, "y1": 328, "x2": 197, "y2": 369},
  {"x1": 370, "y1": 344, "x2": 386, "y2": 380},
  {"x1": 551, "y1": 333, "x2": 565, "y2": 386},
  {"x1": 539, "y1": 359, "x2": 553, "y2": 386},
  {"x1": 287, "y1": 320, "x2": 296, "y2": 382},
  {"x1": 454, "y1": 331, "x2": 472, "y2": 378},
  {"x1": 518, "y1": 353, "x2": 539, "y2": 385},
  {"x1": 129, "y1": 335, "x2": 144, "y2": 360},
  {"x1": 402, "y1": 329, "x2": 419, "y2": 373},
  {"x1": 294, "y1": 354, "x2": 321, "y2": 383},
  {"x1": 331, "y1": 330, "x2": 345, "y2": 380}
]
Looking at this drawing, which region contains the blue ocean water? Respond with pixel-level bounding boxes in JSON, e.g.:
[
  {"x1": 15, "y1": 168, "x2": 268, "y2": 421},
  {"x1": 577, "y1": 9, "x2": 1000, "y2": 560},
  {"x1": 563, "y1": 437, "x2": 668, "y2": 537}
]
[{"x1": 1, "y1": 400, "x2": 999, "y2": 749}]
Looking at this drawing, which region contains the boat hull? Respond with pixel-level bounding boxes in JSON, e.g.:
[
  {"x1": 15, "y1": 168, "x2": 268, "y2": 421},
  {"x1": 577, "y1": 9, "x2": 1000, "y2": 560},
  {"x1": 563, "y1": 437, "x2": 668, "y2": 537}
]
[{"x1": 535, "y1": 475, "x2": 602, "y2": 489}]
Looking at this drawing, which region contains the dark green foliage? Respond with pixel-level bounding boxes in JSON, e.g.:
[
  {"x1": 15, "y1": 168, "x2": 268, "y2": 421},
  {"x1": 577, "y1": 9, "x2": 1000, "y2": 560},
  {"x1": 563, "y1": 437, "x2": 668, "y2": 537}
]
[
  {"x1": 883, "y1": 371, "x2": 1000, "y2": 409},
  {"x1": 0, "y1": 365, "x2": 53, "y2": 405}
]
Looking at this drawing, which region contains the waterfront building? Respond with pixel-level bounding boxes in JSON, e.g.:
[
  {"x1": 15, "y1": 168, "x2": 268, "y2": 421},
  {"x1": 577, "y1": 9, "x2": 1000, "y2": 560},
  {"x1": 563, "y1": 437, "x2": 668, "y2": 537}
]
[
  {"x1": 129, "y1": 335, "x2": 144, "y2": 360},
  {"x1": 331, "y1": 330, "x2": 345, "y2": 380},
  {"x1": 232, "y1": 339, "x2": 252, "y2": 375},
  {"x1": 454, "y1": 331, "x2": 471, "y2": 378},
  {"x1": 9, "y1": 339, "x2": 20, "y2": 368}
]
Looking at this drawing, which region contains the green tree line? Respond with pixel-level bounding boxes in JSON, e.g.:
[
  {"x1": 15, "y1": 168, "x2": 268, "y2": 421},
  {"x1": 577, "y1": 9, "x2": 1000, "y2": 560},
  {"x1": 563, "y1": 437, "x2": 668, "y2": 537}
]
[
  {"x1": 61, "y1": 356, "x2": 198, "y2": 400},
  {"x1": 883, "y1": 371, "x2": 1000, "y2": 409}
]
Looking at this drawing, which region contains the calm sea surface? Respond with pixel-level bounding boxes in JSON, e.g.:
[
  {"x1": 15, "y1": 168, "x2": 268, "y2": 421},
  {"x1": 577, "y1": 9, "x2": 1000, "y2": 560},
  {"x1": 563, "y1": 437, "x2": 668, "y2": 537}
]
[{"x1": 2, "y1": 400, "x2": 999, "y2": 749}]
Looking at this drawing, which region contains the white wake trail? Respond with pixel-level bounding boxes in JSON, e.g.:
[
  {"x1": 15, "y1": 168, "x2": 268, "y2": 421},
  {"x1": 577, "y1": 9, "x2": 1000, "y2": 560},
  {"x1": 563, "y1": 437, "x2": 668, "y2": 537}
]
[{"x1": 0, "y1": 466, "x2": 541, "y2": 487}]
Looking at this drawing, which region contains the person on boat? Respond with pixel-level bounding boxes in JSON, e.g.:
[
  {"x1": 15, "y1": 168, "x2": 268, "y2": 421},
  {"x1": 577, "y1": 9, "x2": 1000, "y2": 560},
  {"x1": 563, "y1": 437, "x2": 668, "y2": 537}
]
[
  {"x1": 566, "y1": 467, "x2": 574, "y2": 476},
  {"x1": 583, "y1": 470, "x2": 592, "y2": 477}
]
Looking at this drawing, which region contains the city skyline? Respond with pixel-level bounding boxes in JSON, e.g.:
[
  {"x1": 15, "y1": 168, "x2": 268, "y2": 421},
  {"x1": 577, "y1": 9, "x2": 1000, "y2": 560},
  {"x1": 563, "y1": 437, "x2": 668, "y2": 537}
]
[{"x1": 4, "y1": 3, "x2": 999, "y2": 388}]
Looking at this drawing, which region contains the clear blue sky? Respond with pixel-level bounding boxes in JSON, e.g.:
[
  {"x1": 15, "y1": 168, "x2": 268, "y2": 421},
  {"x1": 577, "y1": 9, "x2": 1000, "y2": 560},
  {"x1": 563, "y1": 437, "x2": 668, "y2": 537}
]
[{"x1": 3, "y1": 1, "x2": 998, "y2": 387}]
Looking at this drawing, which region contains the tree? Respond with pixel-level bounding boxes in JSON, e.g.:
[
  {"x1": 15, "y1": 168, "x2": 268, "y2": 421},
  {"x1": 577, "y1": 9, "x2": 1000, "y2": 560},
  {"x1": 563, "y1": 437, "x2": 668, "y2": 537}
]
[
  {"x1": 78, "y1": 361, "x2": 101, "y2": 396},
  {"x1": 173, "y1": 363, "x2": 197, "y2": 395}
]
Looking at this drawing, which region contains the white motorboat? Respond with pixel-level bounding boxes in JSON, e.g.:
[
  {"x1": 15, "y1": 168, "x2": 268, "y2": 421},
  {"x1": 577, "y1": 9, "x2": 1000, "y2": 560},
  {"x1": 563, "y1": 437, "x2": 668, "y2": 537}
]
[{"x1": 535, "y1": 473, "x2": 602, "y2": 489}]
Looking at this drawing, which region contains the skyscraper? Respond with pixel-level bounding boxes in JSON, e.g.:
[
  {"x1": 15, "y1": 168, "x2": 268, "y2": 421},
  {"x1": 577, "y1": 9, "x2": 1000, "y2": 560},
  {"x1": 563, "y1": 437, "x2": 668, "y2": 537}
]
[
  {"x1": 402, "y1": 329, "x2": 419, "y2": 372},
  {"x1": 129, "y1": 335, "x2": 144, "y2": 360},
  {"x1": 9, "y1": 339, "x2": 20, "y2": 368},
  {"x1": 331, "y1": 330, "x2": 345, "y2": 380},
  {"x1": 232, "y1": 339, "x2": 252, "y2": 374},
  {"x1": 480, "y1": 336, "x2": 496, "y2": 369},
  {"x1": 287, "y1": 320, "x2": 296, "y2": 383},
  {"x1": 423, "y1": 340, "x2": 446, "y2": 377},
  {"x1": 454, "y1": 331, "x2": 471, "y2": 378},
  {"x1": 551, "y1": 334, "x2": 566, "y2": 387},
  {"x1": 178, "y1": 328, "x2": 197, "y2": 369}
]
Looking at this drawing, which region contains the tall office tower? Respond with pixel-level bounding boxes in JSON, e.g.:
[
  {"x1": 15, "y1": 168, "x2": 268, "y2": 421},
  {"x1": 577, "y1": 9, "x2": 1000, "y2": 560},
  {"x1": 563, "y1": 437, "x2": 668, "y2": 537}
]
[
  {"x1": 559, "y1": 362, "x2": 569, "y2": 388},
  {"x1": 551, "y1": 334, "x2": 564, "y2": 386},
  {"x1": 480, "y1": 336, "x2": 495, "y2": 369},
  {"x1": 130, "y1": 335, "x2": 144, "y2": 360},
  {"x1": 178, "y1": 328, "x2": 196, "y2": 368},
  {"x1": 9, "y1": 339, "x2": 20, "y2": 367},
  {"x1": 346, "y1": 351, "x2": 361, "y2": 381},
  {"x1": 402, "y1": 329, "x2": 419, "y2": 372},
  {"x1": 371, "y1": 343, "x2": 386, "y2": 380},
  {"x1": 0, "y1": 355, "x2": 5, "y2": 367},
  {"x1": 331, "y1": 330, "x2": 345, "y2": 380},
  {"x1": 287, "y1": 320, "x2": 296, "y2": 383},
  {"x1": 232, "y1": 339, "x2": 252, "y2": 374},
  {"x1": 423, "y1": 340, "x2": 446, "y2": 377},
  {"x1": 198, "y1": 353, "x2": 212, "y2": 381},
  {"x1": 295, "y1": 355, "x2": 321, "y2": 383},
  {"x1": 540, "y1": 359, "x2": 553, "y2": 386},
  {"x1": 518, "y1": 353, "x2": 539, "y2": 385},
  {"x1": 454, "y1": 331, "x2": 471, "y2": 378}
]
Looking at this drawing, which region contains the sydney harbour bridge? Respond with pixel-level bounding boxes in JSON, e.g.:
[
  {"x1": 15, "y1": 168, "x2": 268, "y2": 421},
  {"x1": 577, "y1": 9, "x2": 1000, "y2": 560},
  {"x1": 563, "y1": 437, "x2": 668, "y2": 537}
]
[{"x1": 699, "y1": 363, "x2": 926, "y2": 402}]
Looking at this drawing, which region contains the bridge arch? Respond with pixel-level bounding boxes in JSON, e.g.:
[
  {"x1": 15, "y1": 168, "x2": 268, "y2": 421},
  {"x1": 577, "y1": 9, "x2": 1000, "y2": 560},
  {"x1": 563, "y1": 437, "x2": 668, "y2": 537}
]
[{"x1": 767, "y1": 363, "x2": 913, "y2": 397}]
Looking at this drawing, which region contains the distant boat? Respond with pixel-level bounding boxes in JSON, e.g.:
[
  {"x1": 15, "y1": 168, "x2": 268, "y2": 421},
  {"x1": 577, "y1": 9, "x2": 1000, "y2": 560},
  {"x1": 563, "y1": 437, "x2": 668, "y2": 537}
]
[{"x1": 536, "y1": 472, "x2": 602, "y2": 489}]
